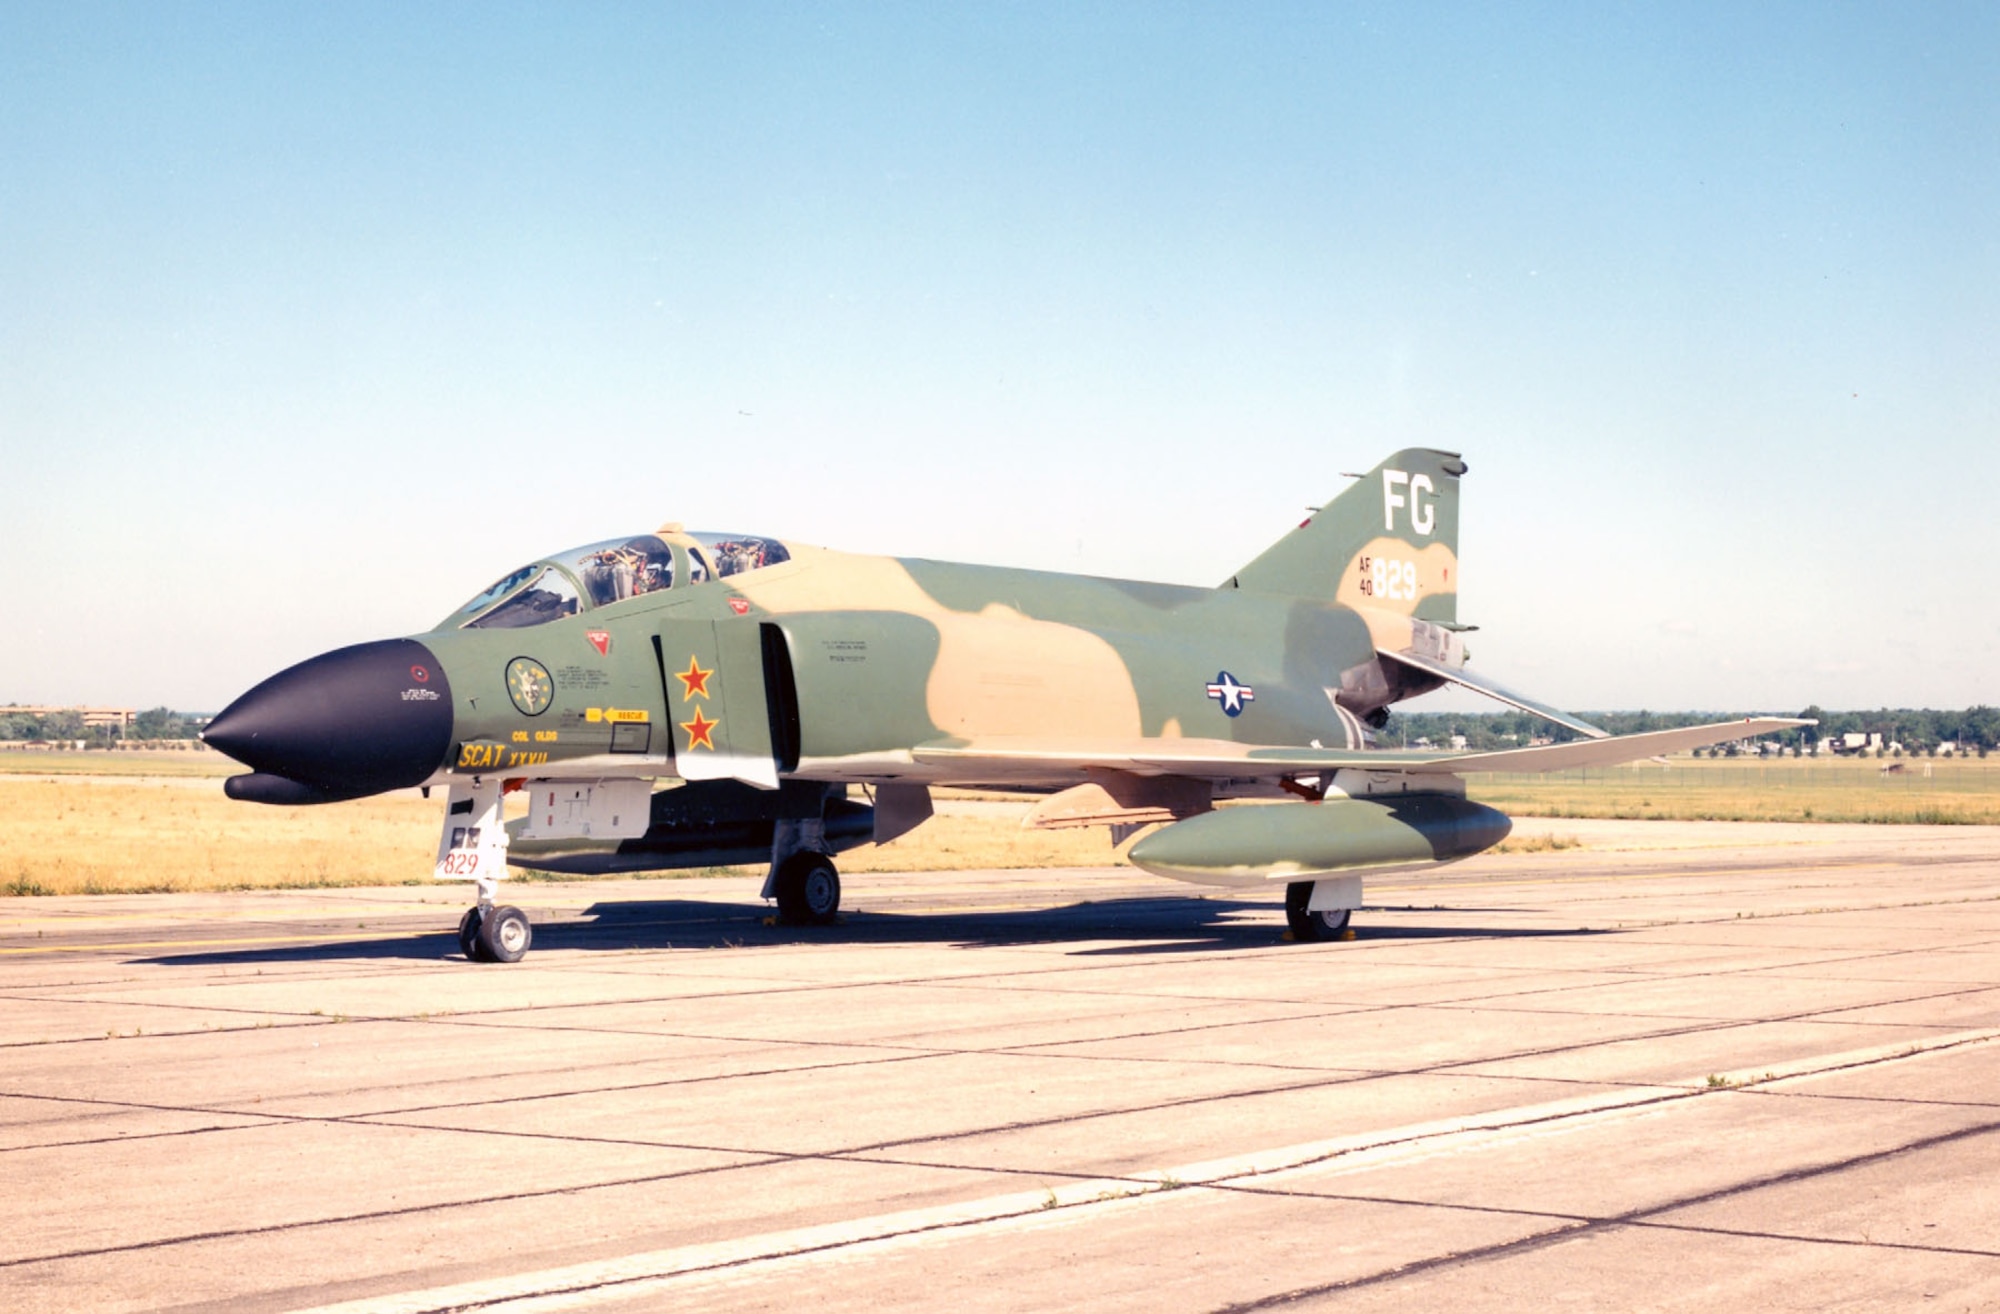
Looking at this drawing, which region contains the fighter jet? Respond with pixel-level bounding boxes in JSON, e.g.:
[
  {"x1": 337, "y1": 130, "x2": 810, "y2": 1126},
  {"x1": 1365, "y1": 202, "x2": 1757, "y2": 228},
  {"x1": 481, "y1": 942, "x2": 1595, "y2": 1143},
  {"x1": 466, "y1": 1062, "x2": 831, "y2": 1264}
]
[{"x1": 203, "y1": 450, "x2": 1805, "y2": 961}]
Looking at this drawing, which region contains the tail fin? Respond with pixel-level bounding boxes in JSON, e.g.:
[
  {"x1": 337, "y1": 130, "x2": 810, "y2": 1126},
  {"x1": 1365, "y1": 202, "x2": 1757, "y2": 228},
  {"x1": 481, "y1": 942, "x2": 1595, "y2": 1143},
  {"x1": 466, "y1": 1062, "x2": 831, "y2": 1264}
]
[{"x1": 1227, "y1": 448, "x2": 1465, "y2": 625}]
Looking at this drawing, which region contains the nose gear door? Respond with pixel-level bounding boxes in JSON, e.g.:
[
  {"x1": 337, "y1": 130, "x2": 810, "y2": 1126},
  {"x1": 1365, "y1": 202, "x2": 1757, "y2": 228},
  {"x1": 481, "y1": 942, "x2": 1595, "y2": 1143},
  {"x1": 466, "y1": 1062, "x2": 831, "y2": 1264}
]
[{"x1": 654, "y1": 620, "x2": 781, "y2": 789}]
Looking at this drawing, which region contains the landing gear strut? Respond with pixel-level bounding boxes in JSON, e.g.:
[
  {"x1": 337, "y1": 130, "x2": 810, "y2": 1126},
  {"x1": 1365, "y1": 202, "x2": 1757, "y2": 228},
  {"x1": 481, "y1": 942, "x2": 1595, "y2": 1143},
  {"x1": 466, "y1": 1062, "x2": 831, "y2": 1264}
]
[
  {"x1": 773, "y1": 851, "x2": 841, "y2": 925},
  {"x1": 1285, "y1": 880, "x2": 1353, "y2": 943},
  {"x1": 436, "y1": 781, "x2": 535, "y2": 963}
]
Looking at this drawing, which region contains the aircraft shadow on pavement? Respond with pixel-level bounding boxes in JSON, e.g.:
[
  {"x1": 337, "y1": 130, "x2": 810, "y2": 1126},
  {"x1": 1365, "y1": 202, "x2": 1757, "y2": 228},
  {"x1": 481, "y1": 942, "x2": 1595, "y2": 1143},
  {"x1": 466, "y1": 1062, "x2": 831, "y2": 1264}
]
[{"x1": 139, "y1": 895, "x2": 1610, "y2": 966}]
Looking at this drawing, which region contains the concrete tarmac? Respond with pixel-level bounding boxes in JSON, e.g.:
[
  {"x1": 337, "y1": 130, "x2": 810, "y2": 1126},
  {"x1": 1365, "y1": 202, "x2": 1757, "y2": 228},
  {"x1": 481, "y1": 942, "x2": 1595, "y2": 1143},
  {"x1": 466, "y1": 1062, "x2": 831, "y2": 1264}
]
[{"x1": 5, "y1": 818, "x2": 2000, "y2": 1311}]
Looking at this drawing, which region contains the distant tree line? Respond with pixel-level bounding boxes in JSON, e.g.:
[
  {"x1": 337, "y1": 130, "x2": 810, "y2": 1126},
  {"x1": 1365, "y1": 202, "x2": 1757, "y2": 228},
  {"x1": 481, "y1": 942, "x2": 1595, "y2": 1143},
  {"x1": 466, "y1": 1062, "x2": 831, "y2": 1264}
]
[
  {"x1": 0, "y1": 707, "x2": 209, "y2": 742},
  {"x1": 1381, "y1": 706, "x2": 2000, "y2": 756}
]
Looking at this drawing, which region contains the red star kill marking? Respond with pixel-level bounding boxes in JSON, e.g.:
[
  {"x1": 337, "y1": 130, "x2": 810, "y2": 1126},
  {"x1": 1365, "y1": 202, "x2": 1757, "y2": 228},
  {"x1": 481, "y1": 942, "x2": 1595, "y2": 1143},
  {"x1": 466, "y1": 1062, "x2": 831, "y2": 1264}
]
[
  {"x1": 675, "y1": 656, "x2": 713, "y2": 700},
  {"x1": 681, "y1": 707, "x2": 719, "y2": 751}
]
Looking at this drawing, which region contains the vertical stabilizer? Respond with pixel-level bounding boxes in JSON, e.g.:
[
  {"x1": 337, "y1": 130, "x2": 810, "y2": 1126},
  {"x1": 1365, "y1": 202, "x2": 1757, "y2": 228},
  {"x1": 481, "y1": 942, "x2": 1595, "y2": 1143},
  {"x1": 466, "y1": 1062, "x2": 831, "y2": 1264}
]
[{"x1": 1227, "y1": 448, "x2": 1464, "y2": 626}]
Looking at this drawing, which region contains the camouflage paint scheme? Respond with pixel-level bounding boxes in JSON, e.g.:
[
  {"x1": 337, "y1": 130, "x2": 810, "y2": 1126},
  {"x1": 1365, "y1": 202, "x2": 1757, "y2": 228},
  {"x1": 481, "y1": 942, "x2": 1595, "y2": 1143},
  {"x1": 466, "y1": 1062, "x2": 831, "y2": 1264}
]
[
  {"x1": 204, "y1": 449, "x2": 1805, "y2": 954},
  {"x1": 427, "y1": 450, "x2": 1497, "y2": 783}
]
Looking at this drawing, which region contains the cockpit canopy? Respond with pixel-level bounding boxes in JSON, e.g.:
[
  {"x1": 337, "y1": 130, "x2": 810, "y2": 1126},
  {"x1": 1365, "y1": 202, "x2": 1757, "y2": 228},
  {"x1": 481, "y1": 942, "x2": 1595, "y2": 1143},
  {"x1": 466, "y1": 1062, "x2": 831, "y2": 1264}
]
[{"x1": 443, "y1": 532, "x2": 792, "y2": 630}]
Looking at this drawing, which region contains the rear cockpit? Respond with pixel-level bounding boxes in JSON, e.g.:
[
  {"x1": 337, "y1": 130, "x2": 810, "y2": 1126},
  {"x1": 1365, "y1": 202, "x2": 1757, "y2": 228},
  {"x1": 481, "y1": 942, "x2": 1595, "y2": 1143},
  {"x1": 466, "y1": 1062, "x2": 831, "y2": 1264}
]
[{"x1": 440, "y1": 530, "x2": 793, "y2": 630}]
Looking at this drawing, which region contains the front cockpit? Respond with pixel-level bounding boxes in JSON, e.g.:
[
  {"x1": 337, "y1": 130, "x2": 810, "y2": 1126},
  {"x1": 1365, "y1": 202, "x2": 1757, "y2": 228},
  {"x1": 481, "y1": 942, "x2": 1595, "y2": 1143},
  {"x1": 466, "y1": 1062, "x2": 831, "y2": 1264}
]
[{"x1": 439, "y1": 530, "x2": 793, "y2": 630}]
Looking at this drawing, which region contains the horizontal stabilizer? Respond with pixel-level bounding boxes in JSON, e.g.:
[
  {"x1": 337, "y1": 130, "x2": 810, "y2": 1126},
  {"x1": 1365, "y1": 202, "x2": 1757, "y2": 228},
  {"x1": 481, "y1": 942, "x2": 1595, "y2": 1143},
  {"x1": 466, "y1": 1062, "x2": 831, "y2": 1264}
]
[
  {"x1": 1379, "y1": 649, "x2": 1607, "y2": 739},
  {"x1": 1402, "y1": 717, "x2": 1812, "y2": 773}
]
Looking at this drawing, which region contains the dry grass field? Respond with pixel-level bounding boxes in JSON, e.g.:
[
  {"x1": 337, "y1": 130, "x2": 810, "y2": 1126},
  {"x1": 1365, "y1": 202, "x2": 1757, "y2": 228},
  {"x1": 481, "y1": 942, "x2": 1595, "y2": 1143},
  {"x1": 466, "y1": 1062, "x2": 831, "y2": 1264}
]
[
  {"x1": 0, "y1": 779, "x2": 441, "y2": 895},
  {"x1": 1, "y1": 753, "x2": 1993, "y2": 896},
  {"x1": 1476, "y1": 754, "x2": 2000, "y2": 825},
  {"x1": 0, "y1": 749, "x2": 234, "y2": 778},
  {"x1": 0, "y1": 778, "x2": 1115, "y2": 897}
]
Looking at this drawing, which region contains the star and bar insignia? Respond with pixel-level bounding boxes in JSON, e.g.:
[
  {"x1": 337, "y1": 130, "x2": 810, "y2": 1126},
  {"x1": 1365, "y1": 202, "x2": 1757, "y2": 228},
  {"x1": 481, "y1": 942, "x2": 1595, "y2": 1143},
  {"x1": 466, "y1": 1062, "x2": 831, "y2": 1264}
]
[
  {"x1": 1206, "y1": 670, "x2": 1255, "y2": 717},
  {"x1": 681, "y1": 707, "x2": 719, "y2": 751},
  {"x1": 675, "y1": 656, "x2": 713, "y2": 700}
]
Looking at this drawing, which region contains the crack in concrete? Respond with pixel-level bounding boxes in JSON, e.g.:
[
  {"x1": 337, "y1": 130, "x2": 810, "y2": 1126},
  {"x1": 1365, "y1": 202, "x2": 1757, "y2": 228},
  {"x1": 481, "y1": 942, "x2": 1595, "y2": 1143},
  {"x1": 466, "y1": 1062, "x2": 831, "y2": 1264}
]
[{"x1": 1209, "y1": 1119, "x2": 2000, "y2": 1310}]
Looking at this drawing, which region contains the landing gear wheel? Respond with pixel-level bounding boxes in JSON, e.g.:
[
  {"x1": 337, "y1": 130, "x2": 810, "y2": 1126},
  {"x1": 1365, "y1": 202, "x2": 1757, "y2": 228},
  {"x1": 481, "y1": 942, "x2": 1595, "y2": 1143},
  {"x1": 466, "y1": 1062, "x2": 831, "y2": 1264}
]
[
  {"x1": 1285, "y1": 882, "x2": 1351, "y2": 943},
  {"x1": 458, "y1": 907, "x2": 490, "y2": 961},
  {"x1": 774, "y1": 852, "x2": 841, "y2": 926},
  {"x1": 476, "y1": 905, "x2": 532, "y2": 963}
]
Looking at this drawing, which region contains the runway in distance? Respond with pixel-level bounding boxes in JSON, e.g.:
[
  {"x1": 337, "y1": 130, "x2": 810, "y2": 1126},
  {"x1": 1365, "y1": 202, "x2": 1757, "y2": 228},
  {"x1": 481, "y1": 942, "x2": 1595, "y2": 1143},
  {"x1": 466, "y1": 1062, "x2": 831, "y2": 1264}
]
[{"x1": 203, "y1": 450, "x2": 1806, "y2": 961}]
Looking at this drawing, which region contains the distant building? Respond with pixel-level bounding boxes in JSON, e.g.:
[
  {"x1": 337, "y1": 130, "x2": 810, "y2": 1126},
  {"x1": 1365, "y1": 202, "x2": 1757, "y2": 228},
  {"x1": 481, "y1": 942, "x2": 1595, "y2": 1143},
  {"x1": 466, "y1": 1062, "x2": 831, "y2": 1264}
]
[{"x1": 1, "y1": 704, "x2": 135, "y2": 735}]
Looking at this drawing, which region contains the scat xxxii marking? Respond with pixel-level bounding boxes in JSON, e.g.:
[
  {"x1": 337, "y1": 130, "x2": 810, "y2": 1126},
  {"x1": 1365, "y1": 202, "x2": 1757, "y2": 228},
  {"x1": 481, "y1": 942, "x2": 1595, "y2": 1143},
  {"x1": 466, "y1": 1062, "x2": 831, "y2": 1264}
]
[{"x1": 456, "y1": 742, "x2": 550, "y2": 771}]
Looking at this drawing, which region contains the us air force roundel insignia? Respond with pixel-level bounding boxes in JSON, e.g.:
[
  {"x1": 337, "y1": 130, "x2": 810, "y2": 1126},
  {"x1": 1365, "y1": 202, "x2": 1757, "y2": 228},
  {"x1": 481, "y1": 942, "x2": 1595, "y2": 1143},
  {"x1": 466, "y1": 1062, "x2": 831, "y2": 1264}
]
[{"x1": 1206, "y1": 671, "x2": 1254, "y2": 717}]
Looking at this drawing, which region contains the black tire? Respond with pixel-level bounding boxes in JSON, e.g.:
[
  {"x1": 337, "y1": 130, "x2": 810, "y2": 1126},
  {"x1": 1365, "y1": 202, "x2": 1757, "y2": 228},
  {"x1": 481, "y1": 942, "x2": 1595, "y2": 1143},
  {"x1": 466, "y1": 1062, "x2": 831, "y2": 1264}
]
[
  {"x1": 476, "y1": 905, "x2": 533, "y2": 963},
  {"x1": 1284, "y1": 882, "x2": 1351, "y2": 942},
  {"x1": 459, "y1": 906, "x2": 490, "y2": 961},
  {"x1": 774, "y1": 852, "x2": 841, "y2": 926}
]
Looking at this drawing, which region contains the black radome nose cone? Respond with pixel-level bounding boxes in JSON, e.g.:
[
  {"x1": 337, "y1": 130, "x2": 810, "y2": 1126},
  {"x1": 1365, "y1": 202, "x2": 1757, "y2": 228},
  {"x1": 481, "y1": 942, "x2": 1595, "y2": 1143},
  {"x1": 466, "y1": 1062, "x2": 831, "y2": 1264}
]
[{"x1": 204, "y1": 639, "x2": 453, "y2": 801}]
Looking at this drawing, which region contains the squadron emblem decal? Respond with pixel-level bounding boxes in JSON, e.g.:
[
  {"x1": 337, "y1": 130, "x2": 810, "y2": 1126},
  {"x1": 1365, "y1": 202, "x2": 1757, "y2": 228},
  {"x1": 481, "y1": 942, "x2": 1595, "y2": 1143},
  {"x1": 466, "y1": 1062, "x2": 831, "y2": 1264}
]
[
  {"x1": 505, "y1": 657, "x2": 555, "y2": 717},
  {"x1": 1205, "y1": 671, "x2": 1255, "y2": 717},
  {"x1": 674, "y1": 656, "x2": 713, "y2": 700},
  {"x1": 681, "y1": 706, "x2": 719, "y2": 751}
]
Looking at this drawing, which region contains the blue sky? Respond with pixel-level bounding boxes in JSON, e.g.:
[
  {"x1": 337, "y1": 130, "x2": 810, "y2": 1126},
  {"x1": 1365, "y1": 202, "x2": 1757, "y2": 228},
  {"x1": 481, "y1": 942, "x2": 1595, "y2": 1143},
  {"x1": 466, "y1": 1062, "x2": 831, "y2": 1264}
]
[{"x1": 3, "y1": 3, "x2": 1995, "y2": 713}]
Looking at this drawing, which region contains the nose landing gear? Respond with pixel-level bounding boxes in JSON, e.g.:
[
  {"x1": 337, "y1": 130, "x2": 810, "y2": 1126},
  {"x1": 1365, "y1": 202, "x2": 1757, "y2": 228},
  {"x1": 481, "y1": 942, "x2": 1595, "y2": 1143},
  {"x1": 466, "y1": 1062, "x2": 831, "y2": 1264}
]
[
  {"x1": 437, "y1": 781, "x2": 535, "y2": 963},
  {"x1": 458, "y1": 895, "x2": 533, "y2": 963}
]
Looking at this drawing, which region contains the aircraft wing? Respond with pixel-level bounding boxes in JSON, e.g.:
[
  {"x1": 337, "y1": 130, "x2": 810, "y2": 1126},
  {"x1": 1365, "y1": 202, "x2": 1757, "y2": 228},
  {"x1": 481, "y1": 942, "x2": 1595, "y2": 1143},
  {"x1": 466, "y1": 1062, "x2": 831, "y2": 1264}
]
[
  {"x1": 911, "y1": 718, "x2": 1811, "y2": 783},
  {"x1": 1378, "y1": 649, "x2": 1608, "y2": 739}
]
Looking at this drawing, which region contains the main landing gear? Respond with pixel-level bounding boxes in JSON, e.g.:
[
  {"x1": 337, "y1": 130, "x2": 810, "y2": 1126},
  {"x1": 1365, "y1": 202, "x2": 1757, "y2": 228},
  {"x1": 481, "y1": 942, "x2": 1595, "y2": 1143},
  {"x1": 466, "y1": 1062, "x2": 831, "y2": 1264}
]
[
  {"x1": 459, "y1": 882, "x2": 533, "y2": 963},
  {"x1": 773, "y1": 850, "x2": 842, "y2": 926},
  {"x1": 1285, "y1": 880, "x2": 1355, "y2": 943}
]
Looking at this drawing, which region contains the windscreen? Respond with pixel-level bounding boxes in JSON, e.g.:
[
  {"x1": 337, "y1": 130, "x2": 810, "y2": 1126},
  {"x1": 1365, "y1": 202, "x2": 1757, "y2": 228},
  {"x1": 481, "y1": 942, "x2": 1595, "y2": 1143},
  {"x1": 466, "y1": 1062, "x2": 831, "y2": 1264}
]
[
  {"x1": 446, "y1": 534, "x2": 676, "y2": 630},
  {"x1": 464, "y1": 568, "x2": 580, "y2": 629},
  {"x1": 445, "y1": 564, "x2": 540, "y2": 626}
]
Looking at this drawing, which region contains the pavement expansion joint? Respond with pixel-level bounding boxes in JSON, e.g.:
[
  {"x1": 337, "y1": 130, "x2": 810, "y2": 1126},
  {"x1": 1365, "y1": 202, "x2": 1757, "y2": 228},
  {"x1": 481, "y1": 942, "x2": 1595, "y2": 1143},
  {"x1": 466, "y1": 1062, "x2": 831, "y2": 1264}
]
[
  {"x1": 1215, "y1": 1117, "x2": 2000, "y2": 1313},
  {"x1": 10, "y1": 840, "x2": 2000, "y2": 1309},
  {"x1": 287, "y1": 1028, "x2": 2000, "y2": 1314}
]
